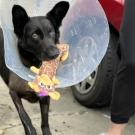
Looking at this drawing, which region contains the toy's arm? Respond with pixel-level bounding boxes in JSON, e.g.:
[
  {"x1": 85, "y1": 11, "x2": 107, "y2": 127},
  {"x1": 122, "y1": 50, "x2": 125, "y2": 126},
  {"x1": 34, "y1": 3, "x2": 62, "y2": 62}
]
[
  {"x1": 60, "y1": 51, "x2": 69, "y2": 62},
  {"x1": 30, "y1": 66, "x2": 39, "y2": 74}
]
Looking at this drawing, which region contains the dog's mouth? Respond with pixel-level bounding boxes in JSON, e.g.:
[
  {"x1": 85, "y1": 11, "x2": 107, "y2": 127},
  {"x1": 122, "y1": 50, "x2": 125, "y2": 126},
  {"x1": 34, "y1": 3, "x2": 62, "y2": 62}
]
[
  {"x1": 18, "y1": 44, "x2": 60, "y2": 67},
  {"x1": 40, "y1": 54, "x2": 59, "y2": 61},
  {"x1": 40, "y1": 47, "x2": 60, "y2": 61}
]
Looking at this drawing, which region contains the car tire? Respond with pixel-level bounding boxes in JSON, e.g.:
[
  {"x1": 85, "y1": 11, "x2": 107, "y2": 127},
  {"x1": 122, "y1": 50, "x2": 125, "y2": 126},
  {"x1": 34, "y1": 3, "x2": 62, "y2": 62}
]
[{"x1": 72, "y1": 25, "x2": 119, "y2": 108}]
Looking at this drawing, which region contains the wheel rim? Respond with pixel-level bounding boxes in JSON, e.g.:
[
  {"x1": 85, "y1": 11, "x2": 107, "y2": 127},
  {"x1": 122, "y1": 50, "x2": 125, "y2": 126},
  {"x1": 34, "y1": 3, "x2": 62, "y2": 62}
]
[{"x1": 75, "y1": 68, "x2": 98, "y2": 94}]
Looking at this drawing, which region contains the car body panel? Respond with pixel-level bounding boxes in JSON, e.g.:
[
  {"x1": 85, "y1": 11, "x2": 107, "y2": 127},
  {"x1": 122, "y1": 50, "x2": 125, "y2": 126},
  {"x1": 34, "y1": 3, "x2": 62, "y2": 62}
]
[{"x1": 99, "y1": 0, "x2": 124, "y2": 31}]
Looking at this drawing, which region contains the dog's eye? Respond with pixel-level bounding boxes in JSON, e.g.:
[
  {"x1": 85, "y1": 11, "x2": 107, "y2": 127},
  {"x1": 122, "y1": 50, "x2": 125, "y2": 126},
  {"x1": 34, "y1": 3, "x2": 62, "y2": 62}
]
[
  {"x1": 50, "y1": 31, "x2": 55, "y2": 36},
  {"x1": 48, "y1": 29, "x2": 55, "y2": 37},
  {"x1": 32, "y1": 33, "x2": 39, "y2": 39}
]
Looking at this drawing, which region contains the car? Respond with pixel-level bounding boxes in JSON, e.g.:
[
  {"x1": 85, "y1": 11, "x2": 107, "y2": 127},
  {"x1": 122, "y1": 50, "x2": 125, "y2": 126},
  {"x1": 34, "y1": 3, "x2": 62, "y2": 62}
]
[{"x1": 72, "y1": 0, "x2": 124, "y2": 108}]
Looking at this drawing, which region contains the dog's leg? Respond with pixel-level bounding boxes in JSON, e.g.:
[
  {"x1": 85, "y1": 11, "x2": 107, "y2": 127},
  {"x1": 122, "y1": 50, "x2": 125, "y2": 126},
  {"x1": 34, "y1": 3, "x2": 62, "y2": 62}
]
[
  {"x1": 39, "y1": 96, "x2": 51, "y2": 135},
  {"x1": 10, "y1": 90, "x2": 37, "y2": 135}
]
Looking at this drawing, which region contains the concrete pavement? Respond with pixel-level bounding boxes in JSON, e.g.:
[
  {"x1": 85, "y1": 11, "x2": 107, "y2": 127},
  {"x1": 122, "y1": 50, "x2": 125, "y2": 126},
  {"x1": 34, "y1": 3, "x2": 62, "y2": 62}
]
[{"x1": 0, "y1": 77, "x2": 135, "y2": 135}]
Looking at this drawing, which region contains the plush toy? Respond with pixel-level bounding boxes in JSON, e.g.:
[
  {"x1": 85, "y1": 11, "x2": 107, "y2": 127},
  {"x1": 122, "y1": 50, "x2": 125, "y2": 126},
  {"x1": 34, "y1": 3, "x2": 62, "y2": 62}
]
[{"x1": 28, "y1": 44, "x2": 69, "y2": 100}]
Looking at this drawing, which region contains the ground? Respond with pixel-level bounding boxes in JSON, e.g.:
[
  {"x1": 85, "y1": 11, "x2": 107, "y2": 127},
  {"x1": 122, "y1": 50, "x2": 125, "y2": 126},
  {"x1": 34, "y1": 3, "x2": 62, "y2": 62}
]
[{"x1": 0, "y1": 77, "x2": 135, "y2": 135}]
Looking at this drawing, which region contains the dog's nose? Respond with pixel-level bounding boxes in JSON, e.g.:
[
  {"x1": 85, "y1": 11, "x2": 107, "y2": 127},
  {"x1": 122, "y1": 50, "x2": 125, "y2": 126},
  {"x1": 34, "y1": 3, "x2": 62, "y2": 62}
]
[
  {"x1": 42, "y1": 46, "x2": 60, "y2": 60},
  {"x1": 48, "y1": 51, "x2": 59, "y2": 60}
]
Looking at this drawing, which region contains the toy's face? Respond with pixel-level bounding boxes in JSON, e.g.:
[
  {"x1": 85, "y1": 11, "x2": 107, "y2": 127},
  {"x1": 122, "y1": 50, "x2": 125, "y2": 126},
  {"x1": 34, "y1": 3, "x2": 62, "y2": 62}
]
[
  {"x1": 32, "y1": 75, "x2": 60, "y2": 99},
  {"x1": 37, "y1": 75, "x2": 55, "y2": 92}
]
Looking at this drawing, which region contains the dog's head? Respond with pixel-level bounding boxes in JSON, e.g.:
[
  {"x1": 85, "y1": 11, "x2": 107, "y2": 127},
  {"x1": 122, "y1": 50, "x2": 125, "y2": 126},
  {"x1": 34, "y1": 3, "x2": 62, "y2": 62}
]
[{"x1": 12, "y1": 1, "x2": 69, "y2": 62}]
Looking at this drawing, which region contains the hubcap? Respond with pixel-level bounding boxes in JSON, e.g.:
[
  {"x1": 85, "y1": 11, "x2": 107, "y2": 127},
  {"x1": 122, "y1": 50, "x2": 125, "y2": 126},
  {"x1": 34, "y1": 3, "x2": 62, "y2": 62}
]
[{"x1": 75, "y1": 68, "x2": 98, "y2": 94}]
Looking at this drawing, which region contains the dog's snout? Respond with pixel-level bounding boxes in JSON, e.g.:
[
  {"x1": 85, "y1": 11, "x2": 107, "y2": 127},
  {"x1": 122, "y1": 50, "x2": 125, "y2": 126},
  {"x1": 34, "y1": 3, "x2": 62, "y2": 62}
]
[
  {"x1": 42, "y1": 46, "x2": 59, "y2": 60},
  {"x1": 48, "y1": 50, "x2": 59, "y2": 59}
]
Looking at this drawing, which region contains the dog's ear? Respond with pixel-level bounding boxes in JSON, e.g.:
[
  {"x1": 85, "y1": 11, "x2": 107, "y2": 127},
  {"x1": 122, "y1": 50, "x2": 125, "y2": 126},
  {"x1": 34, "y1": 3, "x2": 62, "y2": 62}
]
[
  {"x1": 47, "y1": 1, "x2": 69, "y2": 29},
  {"x1": 12, "y1": 5, "x2": 30, "y2": 38}
]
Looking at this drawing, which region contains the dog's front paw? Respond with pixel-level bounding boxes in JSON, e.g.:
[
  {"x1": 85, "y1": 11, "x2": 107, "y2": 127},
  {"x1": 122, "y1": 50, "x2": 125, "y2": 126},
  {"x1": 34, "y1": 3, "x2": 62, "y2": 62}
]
[{"x1": 42, "y1": 128, "x2": 52, "y2": 135}]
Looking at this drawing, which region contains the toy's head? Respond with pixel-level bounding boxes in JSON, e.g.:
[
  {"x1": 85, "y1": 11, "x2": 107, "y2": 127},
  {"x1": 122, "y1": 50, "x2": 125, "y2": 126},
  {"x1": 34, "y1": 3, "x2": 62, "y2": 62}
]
[
  {"x1": 28, "y1": 74, "x2": 60, "y2": 99},
  {"x1": 28, "y1": 74, "x2": 59, "y2": 93},
  {"x1": 38, "y1": 74, "x2": 55, "y2": 90}
]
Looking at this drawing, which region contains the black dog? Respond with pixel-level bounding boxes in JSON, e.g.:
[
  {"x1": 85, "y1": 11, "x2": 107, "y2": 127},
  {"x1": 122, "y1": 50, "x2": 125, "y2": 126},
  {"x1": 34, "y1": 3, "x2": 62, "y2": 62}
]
[{"x1": 0, "y1": 1, "x2": 69, "y2": 135}]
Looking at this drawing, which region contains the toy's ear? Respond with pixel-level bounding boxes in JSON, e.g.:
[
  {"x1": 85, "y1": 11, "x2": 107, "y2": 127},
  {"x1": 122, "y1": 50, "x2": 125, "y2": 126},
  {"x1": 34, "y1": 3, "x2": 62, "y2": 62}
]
[
  {"x1": 28, "y1": 82, "x2": 40, "y2": 92},
  {"x1": 12, "y1": 5, "x2": 30, "y2": 38},
  {"x1": 52, "y1": 76, "x2": 60, "y2": 85},
  {"x1": 47, "y1": 1, "x2": 70, "y2": 29}
]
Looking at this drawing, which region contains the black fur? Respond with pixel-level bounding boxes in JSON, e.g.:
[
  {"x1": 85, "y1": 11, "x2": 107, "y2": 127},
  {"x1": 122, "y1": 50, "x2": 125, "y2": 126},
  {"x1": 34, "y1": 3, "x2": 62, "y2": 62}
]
[{"x1": 0, "y1": 1, "x2": 69, "y2": 135}]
